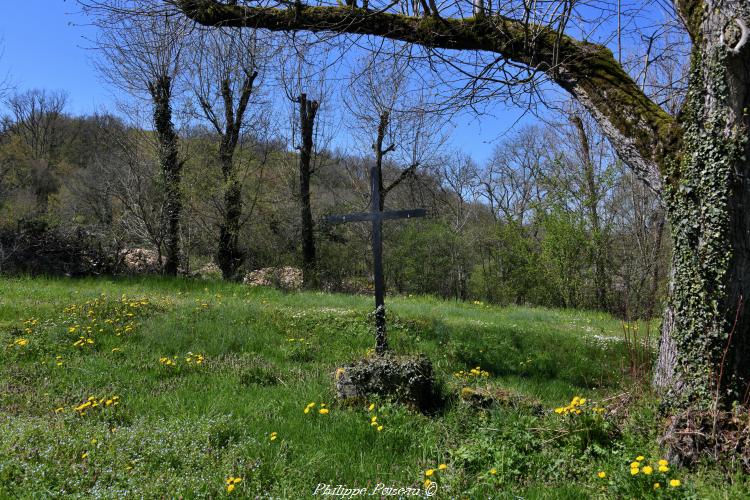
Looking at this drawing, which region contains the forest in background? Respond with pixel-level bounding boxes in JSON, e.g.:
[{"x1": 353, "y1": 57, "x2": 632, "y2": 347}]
[
  {"x1": 0, "y1": 84, "x2": 666, "y2": 319},
  {"x1": 0, "y1": 3, "x2": 678, "y2": 320}
]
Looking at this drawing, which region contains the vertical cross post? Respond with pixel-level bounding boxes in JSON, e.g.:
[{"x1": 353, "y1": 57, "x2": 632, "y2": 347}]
[
  {"x1": 325, "y1": 167, "x2": 425, "y2": 355},
  {"x1": 370, "y1": 165, "x2": 387, "y2": 354}
]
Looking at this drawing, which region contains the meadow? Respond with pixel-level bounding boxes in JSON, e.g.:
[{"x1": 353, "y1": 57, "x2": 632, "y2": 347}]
[{"x1": 0, "y1": 277, "x2": 745, "y2": 498}]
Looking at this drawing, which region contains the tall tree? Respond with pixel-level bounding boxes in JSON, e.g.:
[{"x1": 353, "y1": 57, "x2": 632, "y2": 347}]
[
  {"x1": 296, "y1": 93, "x2": 319, "y2": 286},
  {"x1": 88, "y1": 0, "x2": 188, "y2": 275},
  {"x1": 174, "y1": 0, "x2": 750, "y2": 451},
  {"x1": 187, "y1": 27, "x2": 261, "y2": 279},
  {"x1": 279, "y1": 43, "x2": 334, "y2": 287}
]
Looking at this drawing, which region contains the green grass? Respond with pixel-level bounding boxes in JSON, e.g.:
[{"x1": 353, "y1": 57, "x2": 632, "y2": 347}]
[{"x1": 0, "y1": 276, "x2": 747, "y2": 498}]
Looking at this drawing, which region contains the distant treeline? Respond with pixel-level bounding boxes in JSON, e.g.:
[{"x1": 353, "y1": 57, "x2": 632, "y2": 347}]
[{"x1": 0, "y1": 89, "x2": 667, "y2": 319}]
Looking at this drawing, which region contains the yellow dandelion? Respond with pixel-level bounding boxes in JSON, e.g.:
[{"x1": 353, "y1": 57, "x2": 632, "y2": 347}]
[
  {"x1": 597, "y1": 471, "x2": 606, "y2": 479},
  {"x1": 319, "y1": 408, "x2": 329, "y2": 415},
  {"x1": 653, "y1": 482, "x2": 661, "y2": 490},
  {"x1": 669, "y1": 479, "x2": 681, "y2": 488},
  {"x1": 368, "y1": 403, "x2": 375, "y2": 412},
  {"x1": 376, "y1": 425, "x2": 383, "y2": 432},
  {"x1": 635, "y1": 455, "x2": 645, "y2": 461},
  {"x1": 658, "y1": 459, "x2": 668, "y2": 466},
  {"x1": 630, "y1": 461, "x2": 640, "y2": 468},
  {"x1": 423, "y1": 479, "x2": 431, "y2": 488},
  {"x1": 489, "y1": 468, "x2": 497, "y2": 475},
  {"x1": 438, "y1": 464, "x2": 448, "y2": 470},
  {"x1": 630, "y1": 468, "x2": 639, "y2": 476},
  {"x1": 425, "y1": 469, "x2": 434, "y2": 477},
  {"x1": 270, "y1": 432, "x2": 278, "y2": 441},
  {"x1": 642, "y1": 466, "x2": 653, "y2": 475},
  {"x1": 658, "y1": 465, "x2": 669, "y2": 472}
]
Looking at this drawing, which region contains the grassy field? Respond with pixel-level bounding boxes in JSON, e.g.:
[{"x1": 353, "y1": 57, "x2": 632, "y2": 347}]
[{"x1": 0, "y1": 276, "x2": 746, "y2": 498}]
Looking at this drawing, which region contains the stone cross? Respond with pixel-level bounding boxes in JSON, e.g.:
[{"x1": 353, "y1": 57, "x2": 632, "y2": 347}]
[{"x1": 326, "y1": 165, "x2": 425, "y2": 354}]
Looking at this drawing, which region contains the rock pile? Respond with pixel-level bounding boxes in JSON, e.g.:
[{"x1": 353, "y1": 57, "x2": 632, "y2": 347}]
[{"x1": 243, "y1": 267, "x2": 303, "y2": 291}]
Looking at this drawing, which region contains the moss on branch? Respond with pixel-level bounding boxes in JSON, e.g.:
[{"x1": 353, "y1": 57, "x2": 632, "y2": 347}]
[{"x1": 178, "y1": 0, "x2": 680, "y2": 179}]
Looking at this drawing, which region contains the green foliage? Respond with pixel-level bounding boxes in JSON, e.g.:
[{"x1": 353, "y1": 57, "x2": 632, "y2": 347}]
[
  {"x1": 538, "y1": 207, "x2": 595, "y2": 309},
  {"x1": 0, "y1": 101, "x2": 667, "y2": 318},
  {"x1": 468, "y1": 221, "x2": 546, "y2": 305},
  {"x1": 388, "y1": 220, "x2": 472, "y2": 299}
]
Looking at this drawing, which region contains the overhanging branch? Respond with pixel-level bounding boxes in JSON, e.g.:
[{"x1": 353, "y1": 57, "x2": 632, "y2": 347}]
[{"x1": 176, "y1": 0, "x2": 682, "y2": 194}]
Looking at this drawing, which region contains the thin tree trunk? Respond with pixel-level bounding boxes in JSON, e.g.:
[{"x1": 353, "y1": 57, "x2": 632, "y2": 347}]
[
  {"x1": 298, "y1": 93, "x2": 319, "y2": 288},
  {"x1": 149, "y1": 75, "x2": 182, "y2": 276},
  {"x1": 571, "y1": 114, "x2": 607, "y2": 310},
  {"x1": 374, "y1": 111, "x2": 390, "y2": 211}
]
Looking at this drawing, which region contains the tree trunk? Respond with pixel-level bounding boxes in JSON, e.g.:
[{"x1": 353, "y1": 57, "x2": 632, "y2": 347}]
[
  {"x1": 216, "y1": 151, "x2": 244, "y2": 280},
  {"x1": 654, "y1": 3, "x2": 750, "y2": 409},
  {"x1": 149, "y1": 75, "x2": 182, "y2": 276},
  {"x1": 212, "y1": 73, "x2": 257, "y2": 280},
  {"x1": 298, "y1": 93, "x2": 319, "y2": 288}
]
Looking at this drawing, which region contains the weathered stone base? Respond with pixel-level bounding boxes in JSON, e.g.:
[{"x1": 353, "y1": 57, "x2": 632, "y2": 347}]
[{"x1": 334, "y1": 353, "x2": 440, "y2": 413}]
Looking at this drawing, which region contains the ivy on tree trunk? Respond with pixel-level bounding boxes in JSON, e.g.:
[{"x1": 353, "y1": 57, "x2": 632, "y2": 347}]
[
  {"x1": 149, "y1": 75, "x2": 182, "y2": 276},
  {"x1": 213, "y1": 72, "x2": 258, "y2": 280}
]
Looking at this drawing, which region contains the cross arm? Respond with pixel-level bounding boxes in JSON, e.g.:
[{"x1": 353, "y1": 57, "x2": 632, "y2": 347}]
[{"x1": 326, "y1": 208, "x2": 426, "y2": 225}]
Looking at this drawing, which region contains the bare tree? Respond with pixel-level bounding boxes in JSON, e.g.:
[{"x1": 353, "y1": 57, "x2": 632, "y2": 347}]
[
  {"x1": 482, "y1": 126, "x2": 547, "y2": 225},
  {"x1": 92, "y1": 126, "x2": 169, "y2": 260},
  {"x1": 3, "y1": 89, "x2": 69, "y2": 212},
  {"x1": 436, "y1": 150, "x2": 481, "y2": 299},
  {"x1": 5, "y1": 89, "x2": 67, "y2": 162},
  {"x1": 0, "y1": 39, "x2": 13, "y2": 102},
  {"x1": 563, "y1": 111, "x2": 613, "y2": 310},
  {"x1": 346, "y1": 50, "x2": 447, "y2": 211},
  {"x1": 86, "y1": 0, "x2": 189, "y2": 275},
  {"x1": 185, "y1": 27, "x2": 263, "y2": 279},
  {"x1": 279, "y1": 44, "x2": 335, "y2": 288}
]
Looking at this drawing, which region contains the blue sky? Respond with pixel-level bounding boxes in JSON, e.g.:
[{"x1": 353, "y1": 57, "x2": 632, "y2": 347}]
[
  {"x1": 0, "y1": 2, "x2": 115, "y2": 115},
  {"x1": 0, "y1": 1, "x2": 539, "y2": 164}
]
